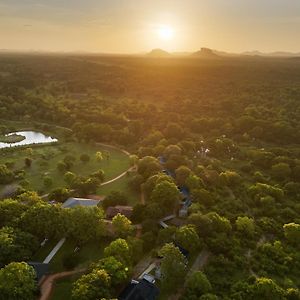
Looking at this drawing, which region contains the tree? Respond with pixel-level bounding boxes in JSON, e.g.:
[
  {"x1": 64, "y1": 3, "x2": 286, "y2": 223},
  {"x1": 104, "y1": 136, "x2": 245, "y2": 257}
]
[
  {"x1": 248, "y1": 183, "x2": 284, "y2": 201},
  {"x1": 159, "y1": 243, "x2": 187, "y2": 291},
  {"x1": 283, "y1": 223, "x2": 300, "y2": 246},
  {"x1": 0, "y1": 226, "x2": 39, "y2": 266},
  {"x1": 0, "y1": 164, "x2": 14, "y2": 184},
  {"x1": 80, "y1": 154, "x2": 90, "y2": 163},
  {"x1": 92, "y1": 256, "x2": 129, "y2": 286},
  {"x1": 64, "y1": 171, "x2": 77, "y2": 186},
  {"x1": 143, "y1": 173, "x2": 174, "y2": 198},
  {"x1": 184, "y1": 271, "x2": 212, "y2": 298},
  {"x1": 150, "y1": 180, "x2": 180, "y2": 213},
  {"x1": 165, "y1": 123, "x2": 184, "y2": 139},
  {"x1": 20, "y1": 203, "x2": 64, "y2": 239},
  {"x1": 95, "y1": 151, "x2": 103, "y2": 162},
  {"x1": 17, "y1": 191, "x2": 42, "y2": 206},
  {"x1": 137, "y1": 156, "x2": 162, "y2": 179},
  {"x1": 103, "y1": 150, "x2": 110, "y2": 161},
  {"x1": 127, "y1": 236, "x2": 144, "y2": 264},
  {"x1": 185, "y1": 174, "x2": 204, "y2": 191},
  {"x1": 72, "y1": 269, "x2": 111, "y2": 300},
  {"x1": 286, "y1": 288, "x2": 300, "y2": 300},
  {"x1": 219, "y1": 170, "x2": 241, "y2": 187},
  {"x1": 175, "y1": 225, "x2": 200, "y2": 253},
  {"x1": 66, "y1": 206, "x2": 105, "y2": 244},
  {"x1": 24, "y1": 157, "x2": 32, "y2": 168},
  {"x1": 188, "y1": 212, "x2": 232, "y2": 237},
  {"x1": 250, "y1": 277, "x2": 286, "y2": 300},
  {"x1": 0, "y1": 199, "x2": 26, "y2": 227},
  {"x1": 63, "y1": 155, "x2": 75, "y2": 169},
  {"x1": 130, "y1": 203, "x2": 146, "y2": 224},
  {"x1": 112, "y1": 213, "x2": 133, "y2": 238},
  {"x1": 0, "y1": 262, "x2": 37, "y2": 300},
  {"x1": 271, "y1": 163, "x2": 291, "y2": 180},
  {"x1": 48, "y1": 187, "x2": 71, "y2": 202},
  {"x1": 175, "y1": 166, "x2": 192, "y2": 186},
  {"x1": 25, "y1": 148, "x2": 33, "y2": 156},
  {"x1": 73, "y1": 177, "x2": 100, "y2": 195},
  {"x1": 91, "y1": 169, "x2": 105, "y2": 183},
  {"x1": 235, "y1": 216, "x2": 255, "y2": 237},
  {"x1": 57, "y1": 161, "x2": 68, "y2": 173},
  {"x1": 191, "y1": 188, "x2": 214, "y2": 206},
  {"x1": 104, "y1": 238, "x2": 131, "y2": 265}
]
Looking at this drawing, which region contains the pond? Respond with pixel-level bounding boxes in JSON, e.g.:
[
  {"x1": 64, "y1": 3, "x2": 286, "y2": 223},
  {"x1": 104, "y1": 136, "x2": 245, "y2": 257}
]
[{"x1": 0, "y1": 131, "x2": 58, "y2": 149}]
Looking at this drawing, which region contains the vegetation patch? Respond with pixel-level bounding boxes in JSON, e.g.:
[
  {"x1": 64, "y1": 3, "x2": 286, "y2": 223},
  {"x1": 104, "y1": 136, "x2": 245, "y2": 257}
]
[{"x1": 0, "y1": 133, "x2": 25, "y2": 144}]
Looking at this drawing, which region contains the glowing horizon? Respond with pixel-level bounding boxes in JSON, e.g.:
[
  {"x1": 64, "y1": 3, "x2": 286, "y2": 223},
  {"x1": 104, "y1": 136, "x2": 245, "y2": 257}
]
[{"x1": 0, "y1": 0, "x2": 299, "y2": 53}]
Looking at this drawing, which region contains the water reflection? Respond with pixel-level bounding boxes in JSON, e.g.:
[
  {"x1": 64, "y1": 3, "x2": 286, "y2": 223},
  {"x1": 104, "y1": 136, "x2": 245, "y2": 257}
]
[{"x1": 0, "y1": 131, "x2": 57, "y2": 149}]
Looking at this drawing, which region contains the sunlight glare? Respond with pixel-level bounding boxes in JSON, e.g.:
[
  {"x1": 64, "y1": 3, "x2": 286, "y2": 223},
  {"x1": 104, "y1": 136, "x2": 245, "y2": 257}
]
[{"x1": 157, "y1": 25, "x2": 174, "y2": 40}]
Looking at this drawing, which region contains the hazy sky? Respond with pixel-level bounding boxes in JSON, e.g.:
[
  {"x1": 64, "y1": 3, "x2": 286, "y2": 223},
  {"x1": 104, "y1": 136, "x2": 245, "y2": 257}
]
[{"x1": 0, "y1": 0, "x2": 299, "y2": 53}]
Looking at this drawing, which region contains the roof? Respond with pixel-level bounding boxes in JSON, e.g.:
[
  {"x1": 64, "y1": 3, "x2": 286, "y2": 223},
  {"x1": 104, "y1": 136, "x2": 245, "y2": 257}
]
[
  {"x1": 62, "y1": 197, "x2": 100, "y2": 208},
  {"x1": 106, "y1": 205, "x2": 133, "y2": 219},
  {"x1": 28, "y1": 262, "x2": 49, "y2": 282},
  {"x1": 119, "y1": 279, "x2": 159, "y2": 300},
  {"x1": 174, "y1": 242, "x2": 189, "y2": 258}
]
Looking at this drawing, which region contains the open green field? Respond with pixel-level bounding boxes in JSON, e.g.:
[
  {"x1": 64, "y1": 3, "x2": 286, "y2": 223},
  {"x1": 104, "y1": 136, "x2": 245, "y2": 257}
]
[
  {"x1": 97, "y1": 174, "x2": 140, "y2": 205},
  {"x1": 50, "y1": 275, "x2": 80, "y2": 300},
  {"x1": 0, "y1": 142, "x2": 130, "y2": 194},
  {"x1": 33, "y1": 238, "x2": 110, "y2": 273}
]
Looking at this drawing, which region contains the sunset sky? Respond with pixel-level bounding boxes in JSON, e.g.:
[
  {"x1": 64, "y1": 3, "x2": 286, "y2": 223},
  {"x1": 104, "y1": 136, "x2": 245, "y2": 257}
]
[{"x1": 0, "y1": 0, "x2": 299, "y2": 53}]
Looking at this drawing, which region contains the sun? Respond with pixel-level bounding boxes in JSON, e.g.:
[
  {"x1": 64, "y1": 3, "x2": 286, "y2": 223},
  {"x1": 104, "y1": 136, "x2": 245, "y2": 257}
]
[{"x1": 157, "y1": 25, "x2": 174, "y2": 40}]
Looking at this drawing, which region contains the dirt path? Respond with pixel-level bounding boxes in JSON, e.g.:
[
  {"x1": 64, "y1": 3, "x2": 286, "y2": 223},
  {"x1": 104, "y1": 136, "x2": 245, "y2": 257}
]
[
  {"x1": 40, "y1": 166, "x2": 135, "y2": 199},
  {"x1": 40, "y1": 143, "x2": 132, "y2": 199},
  {"x1": 39, "y1": 269, "x2": 85, "y2": 300},
  {"x1": 189, "y1": 249, "x2": 211, "y2": 273},
  {"x1": 100, "y1": 166, "x2": 135, "y2": 186},
  {"x1": 246, "y1": 234, "x2": 271, "y2": 278},
  {"x1": 95, "y1": 142, "x2": 130, "y2": 156},
  {"x1": 169, "y1": 249, "x2": 211, "y2": 300}
]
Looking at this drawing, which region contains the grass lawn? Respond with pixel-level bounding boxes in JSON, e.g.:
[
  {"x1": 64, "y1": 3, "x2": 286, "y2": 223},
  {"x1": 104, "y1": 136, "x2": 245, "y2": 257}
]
[
  {"x1": 0, "y1": 142, "x2": 130, "y2": 194},
  {"x1": 32, "y1": 239, "x2": 60, "y2": 262},
  {"x1": 33, "y1": 238, "x2": 110, "y2": 273},
  {"x1": 50, "y1": 275, "x2": 81, "y2": 300},
  {"x1": 50, "y1": 239, "x2": 109, "y2": 273},
  {"x1": 97, "y1": 173, "x2": 140, "y2": 206}
]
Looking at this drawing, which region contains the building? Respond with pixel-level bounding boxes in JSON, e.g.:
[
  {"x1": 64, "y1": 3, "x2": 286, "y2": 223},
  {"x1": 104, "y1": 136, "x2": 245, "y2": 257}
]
[
  {"x1": 62, "y1": 197, "x2": 101, "y2": 209},
  {"x1": 28, "y1": 262, "x2": 49, "y2": 284},
  {"x1": 106, "y1": 205, "x2": 133, "y2": 219},
  {"x1": 119, "y1": 279, "x2": 159, "y2": 300}
]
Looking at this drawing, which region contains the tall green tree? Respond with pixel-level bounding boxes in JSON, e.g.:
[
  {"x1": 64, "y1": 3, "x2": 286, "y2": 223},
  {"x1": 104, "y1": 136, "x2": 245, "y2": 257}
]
[
  {"x1": 112, "y1": 213, "x2": 133, "y2": 238},
  {"x1": 184, "y1": 271, "x2": 212, "y2": 299},
  {"x1": 175, "y1": 225, "x2": 201, "y2": 253},
  {"x1": 150, "y1": 180, "x2": 180, "y2": 213},
  {"x1": 72, "y1": 269, "x2": 111, "y2": 300},
  {"x1": 0, "y1": 262, "x2": 37, "y2": 300},
  {"x1": 159, "y1": 243, "x2": 187, "y2": 291}
]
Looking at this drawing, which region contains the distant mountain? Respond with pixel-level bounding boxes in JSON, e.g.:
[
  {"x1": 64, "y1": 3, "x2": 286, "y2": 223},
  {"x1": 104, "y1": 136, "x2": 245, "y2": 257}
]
[
  {"x1": 191, "y1": 48, "x2": 220, "y2": 58},
  {"x1": 242, "y1": 50, "x2": 300, "y2": 57},
  {"x1": 147, "y1": 49, "x2": 171, "y2": 57}
]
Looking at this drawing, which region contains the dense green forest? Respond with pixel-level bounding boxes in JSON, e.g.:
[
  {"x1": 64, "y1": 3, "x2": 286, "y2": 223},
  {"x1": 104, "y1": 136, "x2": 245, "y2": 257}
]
[{"x1": 0, "y1": 54, "x2": 299, "y2": 300}]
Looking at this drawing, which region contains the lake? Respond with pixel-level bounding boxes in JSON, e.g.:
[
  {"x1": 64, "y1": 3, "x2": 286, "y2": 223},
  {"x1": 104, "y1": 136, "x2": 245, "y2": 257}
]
[{"x1": 0, "y1": 131, "x2": 58, "y2": 149}]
